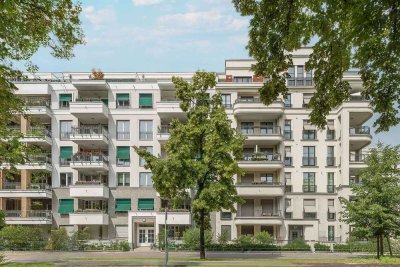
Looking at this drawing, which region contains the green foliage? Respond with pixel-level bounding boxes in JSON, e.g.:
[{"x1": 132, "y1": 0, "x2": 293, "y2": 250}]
[
  {"x1": 314, "y1": 242, "x2": 331, "y2": 251},
  {"x1": 217, "y1": 229, "x2": 230, "y2": 245},
  {"x1": 236, "y1": 235, "x2": 253, "y2": 247},
  {"x1": 117, "y1": 240, "x2": 130, "y2": 251},
  {"x1": 0, "y1": 226, "x2": 45, "y2": 250},
  {"x1": 253, "y1": 231, "x2": 273, "y2": 245},
  {"x1": 183, "y1": 228, "x2": 212, "y2": 250},
  {"x1": 0, "y1": 210, "x2": 5, "y2": 230},
  {"x1": 281, "y1": 239, "x2": 311, "y2": 251},
  {"x1": 46, "y1": 228, "x2": 69, "y2": 251},
  {"x1": 206, "y1": 243, "x2": 279, "y2": 251},
  {"x1": 70, "y1": 227, "x2": 90, "y2": 250},
  {"x1": 82, "y1": 240, "x2": 130, "y2": 251},
  {"x1": 340, "y1": 143, "x2": 400, "y2": 257},
  {"x1": 233, "y1": 0, "x2": 400, "y2": 132}
]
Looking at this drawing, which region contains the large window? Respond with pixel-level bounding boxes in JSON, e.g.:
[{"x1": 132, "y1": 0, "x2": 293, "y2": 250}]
[
  {"x1": 139, "y1": 172, "x2": 153, "y2": 187},
  {"x1": 116, "y1": 93, "x2": 130, "y2": 108},
  {"x1": 284, "y1": 94, "x2": 292, "y2": 108},
  {"x1": 284, "y1": 146, "x2": 292, "y2": 166},
  {"x1": 306, "y1": 70, "x2": 313, "y2": 85},
  {"x1": 284, "y1": 120, "x2": 292, "y2": 140},
  {"x1": 116, "y1": 146, "x2": 130, "y2": 166},
  {"x1": 303, "y1": 146, "x2": 316, "y2": 166},
  {"x1": 327, "y1": 146, "x2": 335, "y2": 166},
  {"x1": 139, "y1": 146, "x2": 153, "y2": 166},
  {"x1": 327, "y1": 120, "x2": 335, "y2": 140},
  {"x1": 60, "y1": 146, "x2": 73, "y2": 166},
  {"x1": 233, "y1": 76, "x2": 252, "y2": 83},
  {"x1": 241, "y1": 122, "x2": 254, "y2": 135},
  {"x1": 303, "y1": 94, "x2": 312, "y2": 108},
  {"x1": 288, "y1": 66, "x2": 295, "y2": 86},
  {"x1": 139, "y1": 120, "x2": 153, "y2": 140},
  {"x1": 117, "y1": 172, "x2": 130, "y2": 187},
  {"x1": 116, "y1": 120, "x2": 130, "y2": 140},
  {"x1": 221, "y1": 94, "x2": 231, "y2": 108},
  {"x1": 60, "y1": 173, "x2": 73, "y2": 187},
  {"x1": 303, "y1": 120, "x2": 316, "y2": 140},
  {"x1": 303, "y1": 172, "x2": 316, "y2": 192},
  {"x1": 328, "y1": 226, "x2": 335, "y2": 241},
  {"x1": 303, "y1": 199, "x2": 316, "y2": 219},
  {"x1": 297, "y1": 65, "x2": 304, "y2": 85},
  {"x1": 59, "y1": 94, "x2": 72, "y2": 109},
  {"x1": 285, "y1": 172, "x2": 292, "y2": 193},
  {"x1": 139, "y1": 94, "x2": 153, "y2": 108},
  {"x1": 221, "y1": 225, "x2": 232, "y2": 241},
  {"x1": 327, "y1": 172, "x2": 335, "y2": 193},
  {"x1": 60, "y1": 120, "x2": 72, "y2": 140}
]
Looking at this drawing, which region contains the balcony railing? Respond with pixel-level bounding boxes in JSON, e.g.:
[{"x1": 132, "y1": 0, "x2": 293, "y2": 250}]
[
  {"x1": 284, "y1": 130, "x2": 292, "y2": 140},
  {"x1": 71, "y1": 152, "x2": 109, "y2": 164},
  {"x1": 76, "y1": 98, "x2": 106, "y2": 103},
  {"x1": 238, "y1": 181, "x2": 282, "y2": 186},
  {"x1": 239, "y1": 126, "x2": 281, "y2": 135},
  {"x1": 302, "y1": 157, "x2": 317, "y2": 166},
  {"x1": 326, "y1": 156, "x2": 336, "y2": 166},
  {"x1": 158, "y1": 125, "x2": 171, "y2": 134},
  {"x1": 26, "y1": 127, "x2": 52, "y2": 138},
  {"x1": 75, "y1": 180, "x2": 107, "y2": 185},
  {"x1": 27, "y1": 210, "x2": 52, "y2": 218},
  {"x1": 27, "y1": 154, "x2": 52, "y2": 165},
  {"x1": 349, "y1": 153, "x2": 368, "y2": 162},
  {"x1": 5, "y1": 210, "x2": 21, "y2": 217},
  {"x1": 284, "y1": 157, "x2": 293, "y2": 166},
  {"x1": 71, "y1": 125, "x2": 108, "y2": 139},
  {"x1": 74, "y1": 209, "x2": 107, "y2": 214},
  {"x1": 238, "y1": 210, "x2": 282, "y2": 217},
  {"x1": 2, "y1": 182, "x2": 21, "y2": 189},
  {"x1": 24, "y1": 97, "x2": 51, "y2": 108},
  {"x1": 327, "y1": 185, "x2": 335, "y2": 193},
  {"x1": 28, "y1": 183, "x2": 51, "y2": 190},
  {"x1": 242, "y1": 152, "x2": 282, "y2": 162},
  {"x1": 303, "y1": 185, "x2": 317, "y2": 193},
  {"x1": 349, "y1": 126, "x2": 371, "y2": 135},
  {"x1": 288, "y1": 77, "x2": 313, "y2": 86}
]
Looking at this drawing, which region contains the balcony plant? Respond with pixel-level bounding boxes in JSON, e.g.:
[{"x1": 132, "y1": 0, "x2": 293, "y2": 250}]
[{"x1": 91, "y1": 68, "x2": 104, "y2": 80}]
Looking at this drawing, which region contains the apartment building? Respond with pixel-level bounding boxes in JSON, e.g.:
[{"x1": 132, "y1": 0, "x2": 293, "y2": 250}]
[{"x1": 0, "y1": 48, "x2": 372, "y2": 247}]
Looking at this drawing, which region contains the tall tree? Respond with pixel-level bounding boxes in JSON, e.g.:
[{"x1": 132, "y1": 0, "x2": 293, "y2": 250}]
[
  {"x1": 135, "y1": 71, "x2": 244, "y2": 259},
  {"x1": 340, "y1": 143, "x2": 400, "y2": 259},
  {"x1": 0, "y1": 0, "x2": 84, "y2": 168},
  {"x1": 233, "y1": 0, "x2": 400, "y2": 132}
]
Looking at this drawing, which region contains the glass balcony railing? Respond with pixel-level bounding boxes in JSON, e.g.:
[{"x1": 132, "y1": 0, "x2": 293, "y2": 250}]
[
  {"x1": 71, "y1": 125, "x2": 108, "y2": 139},
  {"x1": 239, "y1": 126, "x2": 281, "y2": 135},
  {"x1": 349, "y1": 153, "x2": 368, "y2": 162},
  {"x1": 24, "y1": 97, "x2": 51, "y2": 108},
  {"x1": 302, "y1": 157, "x2": 317, "y2": 166},
  {"x1": 349, "y1": 126, "x2": 371, "y2": 135},
  {"x1": 71, "y1": 152, "x2": 109, "y2": 165},
  {"x1": 327, "y1": 185, "x2": 335, "y2": 193},
  {"x1": 303, "y1": 185, "x2": 317, "y2": 193},
  {"x1": 26, "y1": 127, "x2": 52, "y2": 138},
  {"x1": 242, "y1": 152, "x2": 282, "y2": 162}
]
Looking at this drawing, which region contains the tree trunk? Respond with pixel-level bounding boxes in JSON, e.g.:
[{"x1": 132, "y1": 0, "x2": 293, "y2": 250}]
[
  {"x1": 199, "y1": 209, "x2": 206, "y2": 259},
  {"x1": 377, "y1": 236, "x2": 380, "y2": 259},
  {"x1": 386, "y1": 235, "x2": 393, "y2": 256},
  {"x1": 380, "y1": 235, "x2": 384, "y2": 256}
]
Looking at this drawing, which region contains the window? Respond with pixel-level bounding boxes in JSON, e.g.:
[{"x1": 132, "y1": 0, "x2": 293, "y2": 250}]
[
  {"x1": 60, "y1": 146, "x2": 73, "y2": 166},
  {"x1": 115, "y1": 199, "x2": 131, "y2": 212},
  {"x1": 284, "y1": 120, "x2": 292, "y2": 140},
  {"x1": 285, "y1": 173, "x2": 292, "y2": 192},
  {"x1": 221, "y1": 94, "x2": 231, "y2": 108},
  {"x1": 241, "y1": 225, "x2": 254, "y2": 236},
  {"x1": 221, "y1": 225, "x2": 232, "y2": 241},
  {"x1": 138, "y1": 198, "x2": 154, "y2": 210},
  {"x1": 285, "y1": 198, "x2": 292, "y2": 208},
  {"x1": 116, "y1": 93, "x2": 130, "y2": 108},
  {"x1": 139, "y1": 146, "x2": 153, "y2": 166},
  {"x1": 233, "y1": 76, "x2": 252, "y2": 83},
  {"x1": 288, "y1": 66, "x2": 295, "y2": 86},
  {"x1": 328, "y1": 199, "x2": 334, "y2": 207},
  {"x1": 328, "y1": 199, "x2": 335, "y2": 220},
  {"x1": 117, "y1": 172, "x2": 130, "y2": 186},
  {"x1": 60, "y1": 120, "x2": 72, "y2": 140},
  {"x1": 303, "y1": 146, "x2": 316, "y2": 166},
  {"x1": 58, "y1": 199, "x2": 74, "y2": 214},
  {"x1": 59, "y1": 94, "x2": 72, "y2": 109},
  {"x1": 327, "y1": 172, "x2": 335, "y2": 193},
  {"x1": 241, "y1": 122, "x2": 254, "y2": 135},
  {"x1": 260, "y1": 122, "x2": 274, "y2": 134},
  {"x1": 284, "y1": 94, "x2": 292, "y2": 107},
  {"x1": 284, "y1": 146, "x2": 292, "y2": 166},
  {"x1": 139, "y1": 94, "x2": 153, "y2": 108},
  {"x1": 303, "y1": 172, "x2": 316, "y2": 192},
  {"x1": 303, "y1": 94, "x2": 312, "y2": 108},
  {"x1": 304, "y1": 199, "x2": 315, "y2": 206},
  {"x1": 116, "y1": 120, "x2": 130, "y2": 140},
  {"x1": 297, "y1": 65, "x2": 304, "y2": 85},
  {"x1": 327, "y1": 146, "x2": 335, "y2": 166},
  {"x1": 327, "y1": 120, "x2": 335, "y2": 140},
  {"x1": 285, "y1": 212, "x2": 292, "y2": 219},
  {"x1": 306, "y1": 70, "x2": 313, "y2": 85},
  {"x1": 221, "y1": 212, "x2": 232, "y2": 220},
  {"x1": 60, "y1": 173, "x2": 72, "y2": 187},
  {"x1": 139, "y1": 172, "x2": 153, "y2": 187},
  {"x1": 139, "y1": 120, "x2": 153, "y2": 140},
  {"x1": 116, "y1": 146, "x2": 130, "y2": 166},
  {"x1": 328, "y1": 226, "x2": 335, "y2": 241},
  {"x1": 260, "y1": 173, "x2": 274, "y2": 184},
  {"x1": 303, "y1": 199, "x2": 316, "y2": 219},
  {"x1": 303, "y1": 120, "x2": 316, "y2": 140}
]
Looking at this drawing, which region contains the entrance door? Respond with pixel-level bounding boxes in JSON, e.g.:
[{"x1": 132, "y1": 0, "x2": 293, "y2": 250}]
[{"x1": 137, "y1": 226, "x2": 155, "y2": 246}]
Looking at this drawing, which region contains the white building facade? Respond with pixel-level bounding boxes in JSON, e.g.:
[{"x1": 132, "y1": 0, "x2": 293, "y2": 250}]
[{"x1": 1, "y1": 48, "x2": 372, "y2": 247}]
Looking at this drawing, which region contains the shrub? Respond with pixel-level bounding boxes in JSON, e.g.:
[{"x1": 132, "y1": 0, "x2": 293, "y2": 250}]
[
  {"x1": 206, "y1": 243, "x2": 279, "y2": 251},
  {"x1": 70, "y1": 227, "x2": 90, "y2": 250},
  {"x1": 217, "y1": 229, "x2": 230, "y2": 245},
  {"x1": 0, "y1": 225, "x2": 45, "y2": 250},
  {"x1": 0, "y1": 210, "x2": 5, "y2": 230},
  {"x1": 254, "y1": 231, "x2": 273, "y2": 245},
  {"x1": 182, "y1": 228, "x2": 212, "y2": 250},
  {"x1": 46, "y1": 228, "x2": 69, "y2": 251},
  {"x1": 118, "y1": 240, "x2": 130, "y2": 251},
  {"x1": 282, "y1": 239, "x2": 310, "y2": 251},
  {"x1": 235, "y1": 235, "x2": 253, "y2": 247},
  {"x1": 314, "y1": 242, "x2": 331, "y2": 251}
]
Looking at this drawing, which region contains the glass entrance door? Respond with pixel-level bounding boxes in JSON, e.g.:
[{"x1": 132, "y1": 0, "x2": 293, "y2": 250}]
[{"x1": 137, "y1": 226, "x2": 155, "y2": 246}]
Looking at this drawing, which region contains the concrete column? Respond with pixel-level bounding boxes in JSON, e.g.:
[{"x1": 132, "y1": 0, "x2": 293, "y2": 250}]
[
  {"x1": 20, "y1": 116, "x2": 29, "y2": 135},
  {"x1": 0, "y1": 170, "x2": 4, "y2": 190},
  {"x1": 21, "y1": 197, "x2": 30, "y2": 217}
]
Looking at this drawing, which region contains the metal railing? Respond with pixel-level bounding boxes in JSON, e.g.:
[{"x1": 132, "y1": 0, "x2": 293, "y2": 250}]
[
  {"x1": 28, "y1": 183, "x2": 51, "y2": 190},
  {"x1": 303, "y1": 185, "x2": 317, "y2": 193},
  {"x1": 71, "y1": 125, "x2": 108, "y2": 139},
  {"x1": 24, "y1": 97, "x2": 51, "y2": 108},
  {"x1": 27, "y1": 154, "x2": 52, "y2": 165},
  {"x1": 327, "y1": 185, "x2": 335, "y2": 193},
  {"x1": 349, "y1": 153, "x2": 368, "y2": 162},
  {"x1": 302, "y1": 130, "x2": 317, "y2": 140},
  {"x1": 326, "y1": 156, "x2": 336, "y2": 166},
  {"x1": 158, "y1": 125, "x2": 171, "y2": 134},
  {"x1": 71, "y1": 152, "x2": 109, "y2": 165},
  {"x1": 287, "y1": 77, "x2": 313, "y2": 86},
  {"x1": 5, "y1": 210, "x2": 21, "y2": 217},
  {"x1": 75, "y1": 180, "x2": 107, "y2": 185},
  {"x1": 238, "y1": 181, "x2": 282, "y2": 186},
  {"x1": 302, "y1": 157, "x2": 317, "y2": 166},
  {"x1": 74, "y1": 209, "x2": 107, "y2": 214},
  {"x1": 238, "y1": 210, "x2": 282, "y2": 217},
  {"x1": 27, "y1": 210, "x2": 52, "y2": 218},
  {"x1": 284, "y1": 157, "x2": 293, "y2": 166},
  {"x1": 2, "y1": 182, "x2": 21, "y2": 189},
  {"x1": 236, "y1": 97, "x2": 261, "y2": 103},
  {"x1": 75, "y1": 98, "x2": 105, "y2": 102},
  {"x1": 242, "y1": 152, "x2": 282, "y2": 162},
  {"x1": 26, "y1": 127, "x2": 52, "y2": 138},
  {"x1": 349, "y1": 126, "x2": 371, "y2": 135},
  {"x1": 284, "y1": 130, "x2": 292, "y2": 140},
  {"x1": 239, "y1": 126, "x2": 281, "y2": 135}
]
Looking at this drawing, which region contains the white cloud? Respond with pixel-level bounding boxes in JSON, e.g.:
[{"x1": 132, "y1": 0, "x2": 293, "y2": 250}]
[
  {"x1": 132, "y1": 0, "x2": 162, "y2": 6},
  {"x1": 82, "y1": 6, "x2": 116, "y2": 28}
]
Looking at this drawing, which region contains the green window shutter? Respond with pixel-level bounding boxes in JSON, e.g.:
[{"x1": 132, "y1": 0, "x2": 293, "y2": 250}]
[
  {"x1": 60, "y1": 94, "x2": 72, "y2": 101},
  {"x1": 116, "y1": 146, "x2": 130, "y2": 159},
  {"x1": 116, "y1": 93, "x2": 130, "y2": 101},
  {"x1": 58, "y1": 199, "x2": 74, "y2": 214},
  {"x1": 115, "y1": 199, "x2": 131, "y2": 211},
  {"x1": 139, "y1": 94, "x2": 153, "y2": 108},
  {"x1": 138, "y1": 198, "x2": 154, "y2": 210},
  {"x1": 60, "y1": 146, "x2": 73, "y2": 159}
]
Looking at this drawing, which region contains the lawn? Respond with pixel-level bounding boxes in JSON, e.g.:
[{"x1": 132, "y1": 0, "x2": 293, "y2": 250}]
[{"x1": 3, "y1": 264, "x2": 53, "y2": 267}]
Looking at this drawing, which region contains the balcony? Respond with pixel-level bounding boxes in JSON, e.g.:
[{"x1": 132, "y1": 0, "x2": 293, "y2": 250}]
[
  {"x1": 157, "y1": 125, "x2": 171, "y2": 143},
  {"x1": 302, "y1": 157, "x2": 317, "y2": 166},
  {"x1": 156, "y1": 210, "x2": 191, "y2": 225},
  {"x1": 72, "y1": 79, "x2": 110, "y2": 91},
  {"x1": 239, "y1": 126, "x2": 283, "y2": 145},
  {"x1": 287, "y1": 77, "x2": 313, "y2": 87},
  {"x1": 24, "y1": 97, "x2": 51, "y2": 118},
  {"x1": 69, "y1": 99, "x2": 109, "y2": 123},
  {"x1": 303, "y1": 185, "x2": 317, "y2": 193},
  {"x1": 21, "y1": 127, "x2": 52, "y2": 146},
  {"x1": 70, "y1": 182, "x2": 109, "y2": 198},
  {"x1": 70, "y1": 126, "x2": 109, "y2": 149},
  {"x1": 233, "y1": 98, "x2": 284, "y2": 120},
  {"x1": 0, "y1": 182, "x2": 51, "y2": 198},
  {"x1": 238, "y1": 153, "x2": 283, "y2": 171},
  {"x1": 236, "y1": 182, "x2": 284, "y2": 196},
  {"x1": 70, "y1": 152, "x2": 109, "y2": 172},
  {"x1": 14, "y1": 154, "x2": 52, "y2": 171},
  {"x1": 349, "y1": 153, "x2": 368, "y2": 168},
  {"x1": 156, "y1": 101, "x2": 185, "y2": 119},
  {"x1": 235, "y1": 210, "x2": 283, "y2": 225},
  {"x1": 5, "y1": 210, "x2": 52, "y2": 225},
  {"x1": 69, "y1": 210, "x2": 109, "y2": 225},
  {"x1": 349, "y1": 126, "x2": 372, "y2": 150}
]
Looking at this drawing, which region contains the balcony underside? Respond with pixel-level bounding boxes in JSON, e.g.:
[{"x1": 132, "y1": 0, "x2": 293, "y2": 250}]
[
  {"x1": 238, "y1": 161, "x2": 283, "y2": 172},
  {"x1": 236, "y1": 186, "x2": 284, "y2": 197},
  {"x1": 70, "y1": 185, "x2": 109, "y2": 198},
  {"x1": 0, "y1": 190, "x2": 51, "y2": 198},
  {"x1": 69, "y1": 137, "x2": 108, "y2": 149},
  {"x1": 5, "y1": 217, "x2": 52, "y2": 225},
  {"x1": 69, "y1": 213, "x2": 109, "y2": 225},
  {"x1": 243, "y1": 135, "x2": 283, "y2": 146},
  {"x1": 70, "y1": 162, "x2": 109, "y2": 172},
  {"x1": 235, "y1": 217, "x2": 283, "y2": 225},
  {"x1": 349, "y1": 136, "x2": 372, "y2": 150}
]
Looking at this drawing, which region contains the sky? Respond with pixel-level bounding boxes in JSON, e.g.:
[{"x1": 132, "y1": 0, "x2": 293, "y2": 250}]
[{"x1": 26, "y1": 0, "x2": 398, "y2": 145}]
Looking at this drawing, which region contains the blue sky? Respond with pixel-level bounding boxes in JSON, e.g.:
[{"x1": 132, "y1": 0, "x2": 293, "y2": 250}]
[{"x1": 27, "y1": 0, "x2": 399, "y2": 145}]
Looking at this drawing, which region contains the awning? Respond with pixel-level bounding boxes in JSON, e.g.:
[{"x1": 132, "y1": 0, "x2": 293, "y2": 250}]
[{"x1": 115, "y1": 199, "x2": 131, "y2": 211}]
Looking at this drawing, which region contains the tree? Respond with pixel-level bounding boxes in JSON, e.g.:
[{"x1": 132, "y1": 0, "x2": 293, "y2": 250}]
[
  {"x1": 340, "y1": 143, "x2": 400, "y2": 259},
  {"x1": 0, "y1": 1, "x2": 84, "y2": 169},
  {"x1": 233, "y1": 0, "x2": 400, "y2": 132},
  {"x1": 134, "y1": 71, "x2": 245, "y2": 259}
]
